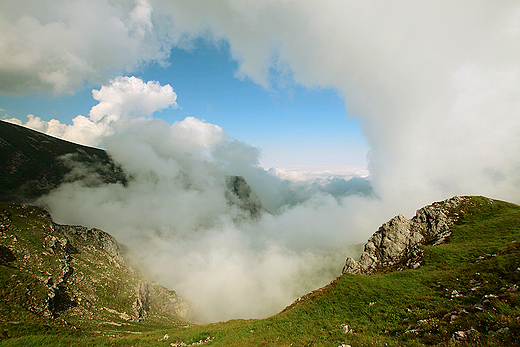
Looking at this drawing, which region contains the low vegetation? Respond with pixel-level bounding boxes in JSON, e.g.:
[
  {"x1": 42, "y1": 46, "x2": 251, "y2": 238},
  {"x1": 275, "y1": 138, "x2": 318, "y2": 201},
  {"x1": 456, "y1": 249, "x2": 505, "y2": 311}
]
[{"x1": 1, "y1": 196, "x2": 519, "y2": 346}]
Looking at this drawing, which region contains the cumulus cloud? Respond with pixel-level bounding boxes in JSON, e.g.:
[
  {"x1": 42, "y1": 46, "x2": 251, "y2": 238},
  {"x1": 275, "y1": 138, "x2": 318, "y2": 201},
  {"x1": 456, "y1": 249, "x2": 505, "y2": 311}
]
[
  {"x1": 0, "y1": 0, "x2": 172, "y2": 94},
  {"x1": 152, "y1": 0, "x2": 520, "y2": 212},
  {"x1": 8, "y1": 76, "x2": 177, "y2": 146}
]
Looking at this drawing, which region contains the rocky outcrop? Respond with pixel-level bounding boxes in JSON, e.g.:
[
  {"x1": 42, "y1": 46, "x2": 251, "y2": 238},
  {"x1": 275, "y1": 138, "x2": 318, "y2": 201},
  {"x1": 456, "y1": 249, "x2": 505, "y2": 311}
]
[
  {"x1": 133, "y1": 282, "x2": 150, "y2": 321},
  {"x1": 343, "y1": 196, "x2": 468, "y2": 275},
  {"x1": 225, "y1": 176, "x2": 263, "y2": 218},
  {"x1": 53, "y1": 223, "x2": 123, "y2": 263}
]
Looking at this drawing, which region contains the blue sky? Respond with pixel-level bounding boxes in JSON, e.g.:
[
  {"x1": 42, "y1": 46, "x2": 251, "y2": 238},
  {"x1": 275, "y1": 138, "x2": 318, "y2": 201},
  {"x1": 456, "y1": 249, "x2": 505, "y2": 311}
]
[{"x1": 1, "y1": 40, "x2": 368, "y2": 170}]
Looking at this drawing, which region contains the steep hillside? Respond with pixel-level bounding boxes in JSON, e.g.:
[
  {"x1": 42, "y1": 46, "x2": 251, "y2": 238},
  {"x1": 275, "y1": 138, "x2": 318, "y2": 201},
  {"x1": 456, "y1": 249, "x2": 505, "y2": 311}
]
[
  {"x1": 0, "y1": 203, "x2": 192, "y2": 341},
  {"x1": 0, "y1": 121, "x2": 126, "y2": 203},
  {"x1": 2, "y1": 196, "x2": 513, "y2": 346}
]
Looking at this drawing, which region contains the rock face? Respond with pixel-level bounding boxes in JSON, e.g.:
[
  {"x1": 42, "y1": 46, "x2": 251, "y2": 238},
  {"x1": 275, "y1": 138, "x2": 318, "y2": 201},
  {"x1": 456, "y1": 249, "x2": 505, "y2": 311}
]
[
  {"x1": 52, "y1": 224, "x2": 124, "y2": 263},
  {"x1": 343, "y1": 196, "x2": 467, "y2": 275},
  {"x1": 225, "y1": 176, "x2": 263, "y2": 218}
]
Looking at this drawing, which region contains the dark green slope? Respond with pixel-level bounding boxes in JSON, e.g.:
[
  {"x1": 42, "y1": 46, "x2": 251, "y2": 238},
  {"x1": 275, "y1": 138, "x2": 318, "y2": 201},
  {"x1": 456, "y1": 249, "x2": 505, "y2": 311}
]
[{"x1": 0, "y1": 121, "x2": 126, "y2": 203}]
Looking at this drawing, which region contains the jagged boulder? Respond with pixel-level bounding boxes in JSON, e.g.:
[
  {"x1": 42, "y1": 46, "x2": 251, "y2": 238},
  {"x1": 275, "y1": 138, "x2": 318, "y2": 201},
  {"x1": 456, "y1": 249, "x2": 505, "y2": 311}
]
[{"x1": 343, "y1": 196, "x2": 467, "y2": 275}]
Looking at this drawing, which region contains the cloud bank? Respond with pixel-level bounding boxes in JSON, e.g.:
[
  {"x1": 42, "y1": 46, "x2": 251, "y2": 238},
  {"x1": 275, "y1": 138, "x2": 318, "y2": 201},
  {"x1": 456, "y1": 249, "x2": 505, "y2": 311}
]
[
  {"x1": 7, "y1": 75, "x2": 374, "y2": 321},
  {"x1": 5, "y1": 0, "x2": 519, "y2": 208},
  {"x1": 15, "y1": 77, "x2": 373, "y2": 322},
  {"x1": 0, "y1": 0, "x2": 170, "y2": 94},
  {"x1": 153, "y1": 0, "x2": 520, "y2": 211}
]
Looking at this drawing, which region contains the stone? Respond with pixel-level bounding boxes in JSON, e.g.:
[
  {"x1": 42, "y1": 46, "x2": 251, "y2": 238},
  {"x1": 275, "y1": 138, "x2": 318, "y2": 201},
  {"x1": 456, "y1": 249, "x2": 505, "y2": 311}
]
[
  {"x1": 451, "y1": 328, "x2": 475, "y2": 342},
  {"x1": 341, "y1": 324, "x2": 353, "y2": 334},
  {"x1": 133, "y1": 282, "x2": 150, "y2": 321},
  {"x1": 225, "y1": 176, "x2": 263, "y2": 218},
  {"x1": 343, "y1": 197, "x2": 467, "y2": 275}
]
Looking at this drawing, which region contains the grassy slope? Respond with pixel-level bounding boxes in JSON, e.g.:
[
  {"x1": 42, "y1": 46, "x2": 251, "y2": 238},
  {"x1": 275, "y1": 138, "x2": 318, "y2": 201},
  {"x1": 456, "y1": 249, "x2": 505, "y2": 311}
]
[
  {"x1": 0, "y1": 203, "x2": 189, "y2": 344},
  {"x1": 0, "y1": 121, "x2": 126, "y2": 203},
  {"x1": 2, "y1": 196, "x2": 519, "y2": 346}
]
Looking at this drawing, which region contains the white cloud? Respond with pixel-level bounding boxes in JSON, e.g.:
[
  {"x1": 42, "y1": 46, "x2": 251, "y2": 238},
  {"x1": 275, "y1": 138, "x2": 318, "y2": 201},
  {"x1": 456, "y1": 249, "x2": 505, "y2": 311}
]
[
  {"x1": 89, "y1": 76, "x2": 178, "y2": 124},
  {"x1": 267, "y1": 165, "x2": 369, "y2": 183},
  {"x1": 10, "y1": 76, "x2": 177, "y2": 146},
  {"x1": 170, "y1": 116, "x2": 227, "y2": 153},
  {"x1": 0, "y1": 0, "x2": 172, "y2": 94},
  {"x1": 152, "y1": 0, "x2": 520, "y2": 210}
]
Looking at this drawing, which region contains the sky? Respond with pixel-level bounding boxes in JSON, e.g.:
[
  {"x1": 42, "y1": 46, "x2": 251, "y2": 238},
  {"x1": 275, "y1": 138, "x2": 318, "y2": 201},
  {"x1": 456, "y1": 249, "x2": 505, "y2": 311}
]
[
  {"x1": 1, "y1": 0, "x2": 520, "y2": 322},
  {"x1": 0, "y1": 36, "x2": 368, "y2": 173}
]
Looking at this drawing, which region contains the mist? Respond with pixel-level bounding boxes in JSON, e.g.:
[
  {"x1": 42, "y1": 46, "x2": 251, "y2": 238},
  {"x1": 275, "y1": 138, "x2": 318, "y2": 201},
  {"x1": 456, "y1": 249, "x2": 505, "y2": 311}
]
[
  {"x1": 36, "y1": 116, "x2": 378, "y2": 322},
  {"x1": 4, "y1": 0, "x2": 520, "y2": 321},
  {"x1": 7, "y1": 75, "x2": 379, "y2": 321}
]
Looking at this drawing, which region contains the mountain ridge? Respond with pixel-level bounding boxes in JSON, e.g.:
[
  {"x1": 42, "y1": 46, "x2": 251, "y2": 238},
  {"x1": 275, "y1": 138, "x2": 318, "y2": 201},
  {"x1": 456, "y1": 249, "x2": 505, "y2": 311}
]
[{"x1": 0, "y1": 120, "x2": 127, "y2": 203}]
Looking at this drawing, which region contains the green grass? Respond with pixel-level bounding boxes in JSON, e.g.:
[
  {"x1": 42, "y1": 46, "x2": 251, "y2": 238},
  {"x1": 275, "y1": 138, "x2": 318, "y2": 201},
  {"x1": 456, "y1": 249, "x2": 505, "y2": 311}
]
[{"x1": 2, "y1": 196, "x2": 520, "y2": 346}]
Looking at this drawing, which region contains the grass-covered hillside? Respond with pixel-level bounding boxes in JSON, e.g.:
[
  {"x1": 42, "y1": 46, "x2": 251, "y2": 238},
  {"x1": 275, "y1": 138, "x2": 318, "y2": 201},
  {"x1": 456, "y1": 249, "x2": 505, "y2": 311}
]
[
  {"x1": 0, "y1": 203, "x2": 192, "y2": 344},
  {"x1": 0, "y1": 196, "x2": 519, "y2": 346},
  {"x1": 0, "y1": 121, "x2": 126, "y2": 203}
]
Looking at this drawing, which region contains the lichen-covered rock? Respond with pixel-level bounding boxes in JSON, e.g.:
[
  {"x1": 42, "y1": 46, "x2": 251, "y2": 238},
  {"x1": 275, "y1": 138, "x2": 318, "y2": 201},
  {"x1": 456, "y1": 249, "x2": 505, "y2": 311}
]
[{"x1": 343, "y1": 196, "x2": 468, "y2": 275}]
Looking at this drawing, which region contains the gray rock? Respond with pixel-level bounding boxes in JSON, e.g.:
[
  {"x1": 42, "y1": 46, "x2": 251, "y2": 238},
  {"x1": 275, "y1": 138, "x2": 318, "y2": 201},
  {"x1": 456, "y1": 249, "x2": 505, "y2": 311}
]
[
  {"x1": 451, "y1": 328, "x2": 475, "y2": 342},
  {"x1": 225, "y1": 176, "x2": 263, "y2": 218},
  {"x1": 343, "y1": 196, "x2": 467, "y2": 275},
  {"x1": 53, "y1": 223, "x2": 122, "y2": 260},
  {"x1": 341, "y1": 324, "x2": 353, "y2": 334}
]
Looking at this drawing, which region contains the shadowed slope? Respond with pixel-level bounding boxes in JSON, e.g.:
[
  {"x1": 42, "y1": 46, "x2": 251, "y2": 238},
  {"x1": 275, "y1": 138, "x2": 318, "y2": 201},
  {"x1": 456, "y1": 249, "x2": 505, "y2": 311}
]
[{"x1": 0, "y1": 121, "x2": 126, "y2": 203}]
